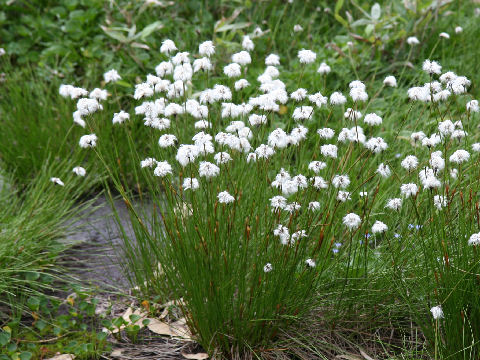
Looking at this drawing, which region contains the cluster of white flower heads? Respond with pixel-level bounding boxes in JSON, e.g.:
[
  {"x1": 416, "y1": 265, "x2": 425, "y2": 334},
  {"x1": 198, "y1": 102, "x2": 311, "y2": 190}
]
[{"x1": 64, "y1": 33, "x2": 480, "y2": 285}]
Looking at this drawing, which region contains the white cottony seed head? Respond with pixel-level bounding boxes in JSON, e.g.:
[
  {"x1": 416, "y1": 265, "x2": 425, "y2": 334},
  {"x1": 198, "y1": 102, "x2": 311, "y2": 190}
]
[
  {"x1": 343, "y1": 213, "x2": 361, "y2": 230},
  {"x1": 430, "y1": 305, "x2": 444, "y2": 320}
]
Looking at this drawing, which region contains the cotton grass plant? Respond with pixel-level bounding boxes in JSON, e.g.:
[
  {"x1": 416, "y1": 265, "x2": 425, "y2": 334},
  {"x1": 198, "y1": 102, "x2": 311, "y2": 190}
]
[
  {"x1": 60, "y1": 32, "x2": 480, "y2": 357},
  {"x1": 0, "y1": 159, "x2": 95, "y2": 313},
  {"x1": 384, "y1": 72, "x2": 480, "y2": 357},
  {"x1": 0, "y1": 65, "x2": 78, "y2": 186}
]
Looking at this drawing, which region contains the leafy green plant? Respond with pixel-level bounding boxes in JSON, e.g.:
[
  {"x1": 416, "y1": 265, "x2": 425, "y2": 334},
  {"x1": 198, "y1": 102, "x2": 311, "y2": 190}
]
[{"x1": 1, "y1": 285, "x2": 109, "y2": 360}]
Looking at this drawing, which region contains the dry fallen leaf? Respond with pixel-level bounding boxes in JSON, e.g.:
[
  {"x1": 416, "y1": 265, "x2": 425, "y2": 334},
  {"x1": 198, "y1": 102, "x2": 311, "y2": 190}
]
[
  {"x1": 123, "y1": 306, "x2": 147, "y2": 324},
  {"x1": 170, "y1": 317, "x2": 192, "y2": 339},
  {"x1": 181, "y1": 351, "x2": 209, "y2": 359},
  {"x1": 147, "y1": 317, "x2": 193, "y2": 340},
  {"x1": 359, "y1": 348, "x2": 375, "y2": 360},
  {"x1": 46, "y1": 354, "x2": 76, "y2": 360},
  {"x1": 147, "y1": 318, "x2": 176, "y2": 336},
  {"x1": 335, "y1": 355, "x2": 362, "y2": 360},
  {"x1": 110, "y1": 349, "x2": 123, "y2": 357}
]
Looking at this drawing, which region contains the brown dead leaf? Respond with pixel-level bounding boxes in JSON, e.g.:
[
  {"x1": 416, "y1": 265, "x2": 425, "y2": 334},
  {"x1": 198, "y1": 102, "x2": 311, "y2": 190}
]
[
  {"x1": 122, "y1": 306, "x2": 133, "y2": 320},
  {"x1": 349, "y1": 33, "x2": 370, "y2": 43},
  {"x1": 359, "y1": 348, "x2": 375, "y2": 360},
  {"x1": 336, "y1": 355, "x2": 362, "y2": 360},
  {"x1": 46, "y1": 354, "x2": 76, "y2": 360},
  {"x1": 147, "y1": 317, "x2": 193, "y2": 340},
  {"x1": 110, "y1": 349, "x2": 123, "y2": 357},
  {"x1": 121, "y1": 306, "x2": 148, "y2": 325},
  {"x1": 147, "y1": 318, "x2": 176, "y2": 336},
  {"x1": 159, "y1": 307, "x2": 169, "y2": 319},
  {"x1": 174, "y1": 317, "x2": 186, "y2": 325},
  {"x1": 325, "y1": 42, "x2": 346, "y2": 57},
  {"x1": 181, "y1": 351, "x2": 209, "y2": 359},
  {"x1": 170, "y1": 317, "x2": 192, "y2": 339}
]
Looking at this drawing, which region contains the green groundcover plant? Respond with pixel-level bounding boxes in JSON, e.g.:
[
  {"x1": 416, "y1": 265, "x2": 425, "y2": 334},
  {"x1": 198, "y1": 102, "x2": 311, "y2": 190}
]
[
  {"x1": 56, "y1": 27, "x2": 480, "y2": 358},
  {"x1": 0, "y1": 286, "x2": 110, "y2": 360}
]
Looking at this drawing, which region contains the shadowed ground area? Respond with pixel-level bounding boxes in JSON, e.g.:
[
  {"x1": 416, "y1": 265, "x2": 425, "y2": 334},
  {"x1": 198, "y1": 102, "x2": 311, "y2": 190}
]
[{"x1": 61, "y1": 196, "x2": 134, "y2": 291}]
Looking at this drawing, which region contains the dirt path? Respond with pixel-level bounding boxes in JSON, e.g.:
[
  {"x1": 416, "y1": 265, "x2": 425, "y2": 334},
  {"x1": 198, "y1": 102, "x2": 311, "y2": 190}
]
[{"x1": 61, "y1": 195, "x2": 135, "y2": 291}]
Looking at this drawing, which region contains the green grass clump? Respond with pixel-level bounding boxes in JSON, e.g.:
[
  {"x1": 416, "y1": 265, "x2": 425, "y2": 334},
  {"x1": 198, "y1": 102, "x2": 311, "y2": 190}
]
[
  {"x1": 60, "y1": 16, "x2": 480, "y2": 355},
  {"x1": 0, "y1": 160, "x2": 95, "y2": 308}
]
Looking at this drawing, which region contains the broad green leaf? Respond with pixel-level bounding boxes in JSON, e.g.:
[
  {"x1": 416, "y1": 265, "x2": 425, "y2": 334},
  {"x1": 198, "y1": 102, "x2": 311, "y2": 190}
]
[
  {"x1": 334, "y1": 14, "x2": 349, "y2": 28},
  {"x1": 101, "y1": 26, "x2": 129, "y2": 43},
  {"x1": 112, "y1": 317, "x2": 125, "y2": 328},
  {"x1": 27, "y1": 297, "x2": 40, "y2": 311},
  {"x1": 350, "y1": 18, "x2": 372, "y2": 27},
  {"x1": 35, "y1": 319, "x2": 47, "y2": 331},
  {"x1": 0, "y1": 331, "x2": 10, "y2": 346},
  {"x1": 19, "y1": 352, "x2": 33, "y2": 360},
  {"x1": 97, "y1": 331, "x2": 108, "y2": 341},
  {"x1": 128, "y1": 24, "x2": 137, "y2": 38},
  {"x1": 365, "y1": 23, "x2": 374, "y2": 36},
  {"x1": 135, "y1": 21, "x2": 163, "y2": 41},
  {"x1": 214, "y1": 7, "x2": 243, "y2": 33},
  {"x1": 115, "y1": 80, "x2": 132, "y2": 88},
  {"x1": 333, "y1": 0, "x2": 348, "y2": 27},
  {"x1": 334, "y1": 0, "x2": 344, "y2": 16},
  {"x1": 371, "y1": 3, "x2": 381, "y2": 20},
  {"x1": 42, "y1": 44, "x2": 68, "y2": 57},
  {"x1": 214, "y1": 22, "x2": 250, "y2": 33},
  {"x1": 213, "y1": 19, "x2": 226, "y2": 33},
  {"x1": 69, "y1": 9, "x2": 84, "y2": 20},
  {"x1": 129, "y1": 314, "x2": 141, "y2": 323},
  {"x1": 25, "y1": 271, "x2": 40, "y2": 281}
]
